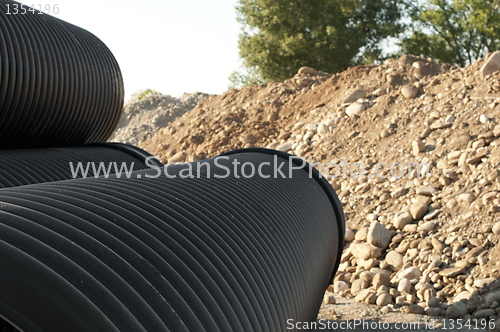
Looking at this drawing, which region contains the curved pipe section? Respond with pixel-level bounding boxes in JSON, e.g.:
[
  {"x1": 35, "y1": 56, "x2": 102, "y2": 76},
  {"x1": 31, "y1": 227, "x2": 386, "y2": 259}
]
[
  {"x1": 0, "y1": 0, "x2": 124, "y2": 149},
  {"x1": 0, "y1": 148, "x2": 344, "y2": 331}
]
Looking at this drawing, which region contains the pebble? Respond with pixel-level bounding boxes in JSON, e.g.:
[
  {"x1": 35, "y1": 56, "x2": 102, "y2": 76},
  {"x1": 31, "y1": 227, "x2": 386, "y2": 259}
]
[
  {"x1": 323, "y1": 293, "x2": 336, "y2": 304},
  {"x1": 355, "y1": 228, "x2": 369, "y2": 241},
  {"x1": 453, "y1": 291, "x2": 472, "y2": 302},
  {"x1": 480, "y1": 114, "x2": 491, "y2": 124},
  {"x1": 168, "y1": 151, "x2": 187, "y2": 163},
  {"x1": 376, "y1": 293, "x2": 392, "y2": 306},
  {"x1": 423, "y1": 210, "x2": 440, "y2": 221},
  {"x1": 404, "y1": 304, "x2": 425, "y2": 315},
  {"x1": 346, "y1": 102, "x2": 365, "y2": 117},
  {"x1": 345, "y1": 227, "x2": 354, "y2": 242},
  {"x1": 394, "y1": 211, "x2": 413, "y2": 230},
  {"x1": 428, "y1": 297, "x2": 440, "y2": 307},
  {"x1": 334, "y1": 280, "x2": 349, "y2": 293},
  {"x1": 493, "y1": 222, "x2": 500, "y2": 235},
  {"x1": 297, "y1": 66, "x2": 317, "y2": 75},
  {"x1": 457, "y1": 193, "x2": 475, "y2": 206},
  {"x1": 481, "y1": 51, "x2": 500, "y2": 76},
  {"x1": 431, "y1": 121, "x2": 452, "y2": 129},
  {"x1": 277, "y1": 142, "x2": 292, "y2": 152},
  {"x1": 372, "y1": 273, "x2": 390, "y2": 289},
  {"x1": 412, "y1": 140, "x2": 425, "y2": 156},
  {"x1": 343, "y1": 88, "x2": 366, "y2": 104},
  {"x1": 410, "y1": 203, "x2": 428, "y2": 220},
  {"x1": 385, "y1": 251, "x2": 404, "y2": 271},
  {"x1": 446, "y1": 301, "x2": 468, "y2": 319},
  {"x1": 351, "y1": 279, "x2": 368, "y2": 296},
  {"x1": 398, "y1": 278, "x2": 411, "y2": 293},
  {"x1": 398, "y1": 266, "x2": 421, "y2": 281},
  {"x1": 355, "y1": 289, "x2": 374, "y2": 302},
  {"x1": 401, "y1": 85, "x2": 418, "y2": 99},
  {"x1": 417, "y1": 221, "x2": 435, "y2": 233},
  {"x1": 474, "y1": 308, "x2": 495, "y2": 318},
  {"x1": 350, "y1": 243, "x2": 382, "y2": 259},
  {"x1": 239, "y1": 133, "x2": 254, "y2": 144},
  {"x1": 486, "y1": 291, "x2": 500, "y2": 306},
  {"x1": 439, "y1": 267, "x2": 465, "y2": 278},
  {"x1": 317, "y1": 123, "x2": 329, "y2": 136},
  {"x1": 425, "y1": 307, "x2": 442, "y2": 316},
  {"x1": 416, "y1": 186, "x2": 436, "y2": 196},
  {"x1": 431, "y1": 237, "x2": 445, "y2": 250},
  {"x1": 367, "y1": 221, "x2": 392, "y2": 249},
  {"x1": 474, "y1": 278, "x2": 492, "y2": 288}
]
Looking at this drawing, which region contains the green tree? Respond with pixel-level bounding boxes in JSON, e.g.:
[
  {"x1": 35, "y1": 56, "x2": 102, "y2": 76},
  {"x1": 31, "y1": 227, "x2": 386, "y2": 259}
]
[
  {"x1": 230, "y1": 0, "x2": 403, "y2": 87},
  {"x1": 400, "y1": 0, "x2": 500, "y2": 66}
]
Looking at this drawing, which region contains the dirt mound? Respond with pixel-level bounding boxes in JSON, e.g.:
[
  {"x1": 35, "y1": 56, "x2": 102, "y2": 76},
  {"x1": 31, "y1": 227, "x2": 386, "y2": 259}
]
[{"x1": 134, "y1": 52, "x2": 500, "y2": 327}]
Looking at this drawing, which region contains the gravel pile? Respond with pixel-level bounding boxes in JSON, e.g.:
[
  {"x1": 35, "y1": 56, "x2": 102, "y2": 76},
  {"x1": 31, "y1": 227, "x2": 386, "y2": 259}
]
[
  {"x1": 108, "y1": 91, "x2": 208, "y2": 145},
  {"x1": 119, "y1": 51, "x2": 500, "y2": 330}
]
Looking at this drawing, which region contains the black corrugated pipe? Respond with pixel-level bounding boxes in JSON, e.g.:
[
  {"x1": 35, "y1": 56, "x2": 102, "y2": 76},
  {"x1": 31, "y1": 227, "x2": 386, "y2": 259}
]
[
  {"x1": 0, "y1": 148, "x2": 344, "y2": 332},
  {"x1": 0, "y1": 0, "x2": 124, "y2": 149},
  {"x1": 0, "y1": 143, "x2": 162, "y2": 188}
]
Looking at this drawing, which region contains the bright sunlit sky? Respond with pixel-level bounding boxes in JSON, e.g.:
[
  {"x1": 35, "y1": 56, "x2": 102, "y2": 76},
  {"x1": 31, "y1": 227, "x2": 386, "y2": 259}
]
[{"x1": 18, "y1": 0, "x2": 241, "y2": 101}]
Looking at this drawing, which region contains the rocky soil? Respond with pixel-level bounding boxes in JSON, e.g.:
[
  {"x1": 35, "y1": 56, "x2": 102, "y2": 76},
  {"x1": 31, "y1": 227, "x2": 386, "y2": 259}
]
[
  {"x1": 109, "y1": 91, "x2": 208, "y2": 146},
  {"x1": 117, "y1": 52, "x2": 500, "y2": 330}
]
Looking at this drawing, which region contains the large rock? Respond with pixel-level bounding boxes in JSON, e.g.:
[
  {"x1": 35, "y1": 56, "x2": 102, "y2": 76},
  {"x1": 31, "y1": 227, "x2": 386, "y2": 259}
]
[
  {"x1": 367, "y1": 221, "x2": 392, "y2": 249},
  {"x1": 481, "y1": 51, "x2": 500, "y2": 76},
  {"x1": 350, "y1": 243, "x2": 382, "y2": 259},
  {"x1": 343, "y1": 88, "x2": 366, "y2": 104}
]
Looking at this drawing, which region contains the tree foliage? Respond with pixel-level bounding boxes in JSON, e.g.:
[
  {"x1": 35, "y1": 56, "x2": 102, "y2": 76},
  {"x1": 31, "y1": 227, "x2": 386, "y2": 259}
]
[
  {"x1": 400, "y1": 0, "x2": 500, "y2": 66},
  {"x1": 231, "y1": 0, "x2": 402, "y2": 86}
]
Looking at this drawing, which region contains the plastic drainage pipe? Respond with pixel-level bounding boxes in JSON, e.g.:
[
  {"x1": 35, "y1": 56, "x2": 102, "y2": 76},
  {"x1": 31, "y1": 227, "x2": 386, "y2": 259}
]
[
  {"x1": 0, "y1": 143, "x2": 162, "y2": 188},
  {"x1": 0, "y1": 0, "x2": 124, "y2": 149},
  {"x1": 0, "y1": 148, "x2": 344, "y2": 332}
]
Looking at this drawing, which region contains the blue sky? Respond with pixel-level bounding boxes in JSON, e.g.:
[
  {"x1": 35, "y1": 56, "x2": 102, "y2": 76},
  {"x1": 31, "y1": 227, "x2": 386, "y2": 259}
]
[{"x1": 18, "y1": 0, "x2": 241, "y2": 100}]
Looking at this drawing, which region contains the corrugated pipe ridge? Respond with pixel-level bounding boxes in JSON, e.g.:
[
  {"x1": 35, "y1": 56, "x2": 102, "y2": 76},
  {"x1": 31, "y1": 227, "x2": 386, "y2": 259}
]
[
  {"x1": 0, "y1": 143, "x2": 162, "y2": 189},
  {"x1": 0, "y1": 148, "x2": 344, "y2": 332},
  {"x1": 0, "y1": 0, "x2": 124, "y2": 149}
]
